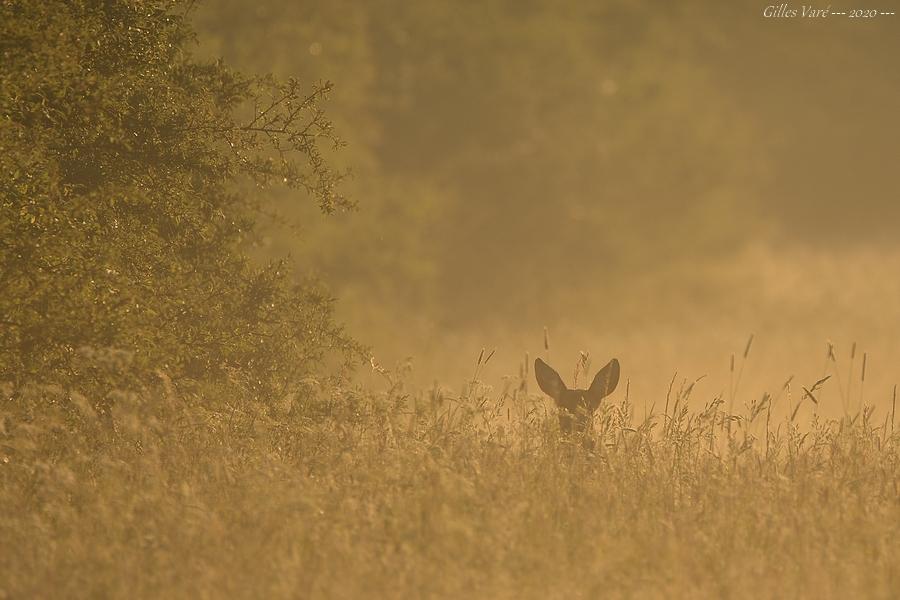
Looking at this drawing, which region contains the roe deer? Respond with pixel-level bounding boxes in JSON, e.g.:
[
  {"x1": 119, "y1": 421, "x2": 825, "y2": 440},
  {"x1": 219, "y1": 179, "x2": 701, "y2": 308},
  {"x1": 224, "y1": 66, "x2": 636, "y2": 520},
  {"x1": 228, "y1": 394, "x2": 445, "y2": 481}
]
[{"x1": 534, "y1": 357, "x2": 620, "y2": 435}]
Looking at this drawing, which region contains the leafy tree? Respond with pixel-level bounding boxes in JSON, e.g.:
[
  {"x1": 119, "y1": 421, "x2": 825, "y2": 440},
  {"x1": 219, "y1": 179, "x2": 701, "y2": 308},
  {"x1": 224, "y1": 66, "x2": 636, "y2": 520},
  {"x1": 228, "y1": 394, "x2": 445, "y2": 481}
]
[{"x1": 0, "y1": 0, "x2": 360, "y2": 407}]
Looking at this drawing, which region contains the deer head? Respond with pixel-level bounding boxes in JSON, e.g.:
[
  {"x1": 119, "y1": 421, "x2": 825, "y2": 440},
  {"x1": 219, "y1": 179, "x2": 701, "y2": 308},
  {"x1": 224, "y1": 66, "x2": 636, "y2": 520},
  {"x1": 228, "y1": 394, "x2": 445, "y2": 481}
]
[{"x1": 534, "y1": 357, "x2": 620, "y2": 435}]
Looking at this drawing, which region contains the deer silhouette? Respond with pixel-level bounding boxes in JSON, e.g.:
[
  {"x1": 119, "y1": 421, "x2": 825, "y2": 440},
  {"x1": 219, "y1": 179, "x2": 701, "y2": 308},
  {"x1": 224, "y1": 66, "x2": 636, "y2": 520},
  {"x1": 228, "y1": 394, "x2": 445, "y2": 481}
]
[{"x1": 534, "y1": 357, "x2": 620, "y2": 435}]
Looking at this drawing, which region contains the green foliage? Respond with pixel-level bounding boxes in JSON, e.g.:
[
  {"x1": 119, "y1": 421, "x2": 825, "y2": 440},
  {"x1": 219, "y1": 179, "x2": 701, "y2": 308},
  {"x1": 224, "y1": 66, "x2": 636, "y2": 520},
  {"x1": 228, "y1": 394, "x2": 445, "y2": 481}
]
[{"x1": 0, "y1": 0, "x2": 360, "y2": 403}]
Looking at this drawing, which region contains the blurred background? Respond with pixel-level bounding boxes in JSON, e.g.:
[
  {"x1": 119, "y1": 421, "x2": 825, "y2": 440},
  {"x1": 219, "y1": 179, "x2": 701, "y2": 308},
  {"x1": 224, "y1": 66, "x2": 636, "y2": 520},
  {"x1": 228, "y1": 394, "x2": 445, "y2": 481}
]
[{"x1": 196, "y1": 0, "x2": 900, "y2": 415}]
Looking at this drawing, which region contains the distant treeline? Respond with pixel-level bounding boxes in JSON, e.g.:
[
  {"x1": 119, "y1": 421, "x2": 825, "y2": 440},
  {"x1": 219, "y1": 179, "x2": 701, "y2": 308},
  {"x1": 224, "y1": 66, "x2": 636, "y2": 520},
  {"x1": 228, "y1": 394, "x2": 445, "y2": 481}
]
[{"x1": 199, "y1": 0, "x2": 899, "y2": 332}]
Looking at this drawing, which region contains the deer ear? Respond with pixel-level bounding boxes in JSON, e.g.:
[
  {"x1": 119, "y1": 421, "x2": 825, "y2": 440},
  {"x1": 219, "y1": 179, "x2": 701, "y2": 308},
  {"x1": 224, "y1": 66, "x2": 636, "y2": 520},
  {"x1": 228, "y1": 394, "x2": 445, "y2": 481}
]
[
  {"x1": 534, "y1": 358, "x2": 567, "y2": 401},
  {"x1": 586, "y1": 358, "x2": 620, "y2": 409}
]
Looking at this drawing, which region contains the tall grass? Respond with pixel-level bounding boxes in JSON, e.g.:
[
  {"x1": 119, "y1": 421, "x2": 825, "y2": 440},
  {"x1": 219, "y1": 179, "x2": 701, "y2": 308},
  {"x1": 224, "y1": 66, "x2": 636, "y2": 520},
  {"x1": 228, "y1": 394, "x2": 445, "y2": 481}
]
[{"x1": 1, "y1": 350, "x2": 899, "y2": 598}]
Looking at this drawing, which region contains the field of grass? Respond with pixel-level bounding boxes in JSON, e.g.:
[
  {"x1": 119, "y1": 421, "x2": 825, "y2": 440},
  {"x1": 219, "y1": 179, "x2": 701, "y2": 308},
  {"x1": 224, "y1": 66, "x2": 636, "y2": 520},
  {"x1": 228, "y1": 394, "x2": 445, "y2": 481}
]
[{"x1": 2, "y1": 354, "x2": 899, "y2": 599}]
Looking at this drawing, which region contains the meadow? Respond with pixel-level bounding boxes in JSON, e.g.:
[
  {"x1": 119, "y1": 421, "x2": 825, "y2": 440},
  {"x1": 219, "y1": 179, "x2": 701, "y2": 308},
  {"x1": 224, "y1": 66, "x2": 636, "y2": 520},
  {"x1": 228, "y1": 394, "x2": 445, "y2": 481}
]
[
  {"x1": 3, "y1": 348, "x2": 898, "y2": 599},
  {"x1": 4, "y1": 2, "x2": 899, "y2": 598}
]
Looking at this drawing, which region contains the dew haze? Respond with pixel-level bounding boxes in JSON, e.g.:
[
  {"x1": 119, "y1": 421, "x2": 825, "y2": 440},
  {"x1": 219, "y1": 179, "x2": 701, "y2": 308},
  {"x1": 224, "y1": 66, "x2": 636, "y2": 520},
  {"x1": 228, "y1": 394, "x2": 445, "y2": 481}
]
[
  {"x1": 3, "y1": 1, "x2": 900, "y2": 598},
  {"x1": 199, "y1": 1, "x2": 900, "y2": 413}
]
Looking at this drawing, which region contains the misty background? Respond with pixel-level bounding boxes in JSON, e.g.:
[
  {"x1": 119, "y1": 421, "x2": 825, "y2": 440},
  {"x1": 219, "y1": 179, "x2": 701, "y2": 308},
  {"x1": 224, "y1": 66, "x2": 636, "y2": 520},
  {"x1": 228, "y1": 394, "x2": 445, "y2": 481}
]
[{"x1": 196, "y1": 1, "x2": 900, "y2": 413}]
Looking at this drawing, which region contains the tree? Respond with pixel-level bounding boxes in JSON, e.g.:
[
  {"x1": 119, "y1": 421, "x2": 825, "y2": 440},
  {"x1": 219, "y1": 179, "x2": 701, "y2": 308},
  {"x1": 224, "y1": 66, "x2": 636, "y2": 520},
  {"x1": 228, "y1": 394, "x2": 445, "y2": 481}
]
[{"x1": 0, "y1": 0, "x2": 359, "y2": 407}]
